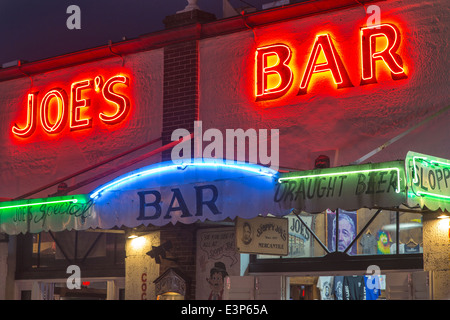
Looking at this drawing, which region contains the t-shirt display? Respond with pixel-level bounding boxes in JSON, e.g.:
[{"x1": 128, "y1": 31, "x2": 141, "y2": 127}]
[
  {"x1": 316, "y1": 276, "x2": 334, "y2": 300},
  {"x1": 364, "y1": 275, "x2": 381, "y2": 300},
  {"x1": 404, "y1": 244, "x2": 421, "y2": 253},
  {"x1": 360, "y1": 233, "x2": 377, "y2": 254},
  {"x1": 343, "y1": 276, "x2": 366, "y2": 300},
  {"x1": 312, "y1": 275, "x2": 385, "y2": 300},
  {"x1": 333, "y1": 276, "x2": 344, "y2": 300}
]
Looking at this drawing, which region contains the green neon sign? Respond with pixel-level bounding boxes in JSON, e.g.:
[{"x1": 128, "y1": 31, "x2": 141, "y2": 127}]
[
  {"x1": 278, "y1": 167, "x2": 402, "y2": 194},
  {"x1": 409, "y1": 154, "x2": 450, "y2": 200},
  {"x1": 275, "y1": 161, "x2": 405, "y2": 213},
  {"x1": 0, "y1": 195, "x2": 89, "y2": 211},
  {"x1": 406, "y1": 151, "x2": 450, "y2": 211}
]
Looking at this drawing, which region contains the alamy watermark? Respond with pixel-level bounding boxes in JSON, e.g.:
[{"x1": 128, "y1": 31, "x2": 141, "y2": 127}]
[
  {"x1": 66, "y1": 5, "x2": 81, "y2": 30},
  {"x1": 171, "y1": 121, "x2": 280, "y2": 171},
  {"x1": 366, "y1": 5, "x2": 381, "y2": 28}
]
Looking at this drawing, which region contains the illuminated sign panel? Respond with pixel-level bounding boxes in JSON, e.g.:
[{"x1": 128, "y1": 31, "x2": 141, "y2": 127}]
[
  {"x1": 255, "y1": 44, "x2": 293, "y2": 101},
  {"x1": 275, "y1": 161, "x2": 406, "y2": 213},
  {"x1": 406, "y1": 151, "x2": 450, "y2": 211},
  {"x1": 298, "y1": 33, "x2": 353, "y2": 95},
  {"x1": 12, "y1": 74, "x2": 131, "y2": 138},
  {"x1": 254, "y1": 23, "x2": 407, "y2": 101}
]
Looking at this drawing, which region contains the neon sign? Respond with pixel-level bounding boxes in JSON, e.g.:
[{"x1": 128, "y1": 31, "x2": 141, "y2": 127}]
[
  {"x1": 274, "y1": 160, "x2": 406, "y2": 213},
  {"x1": 299, "y1": 34, "x2": 352, "y2": 95},
  {"x1": 12, "y1": 74, "x2": 130, "y2": 138},
  {"x1": 90, "y1": 159, "x2": 277, "y2": 200},
  {"x1": 255, "y1": 23, "x2": 407, "y2": 101},
  {"x1": 255, "y1": 44, "x2": 293, "y2": 101}
]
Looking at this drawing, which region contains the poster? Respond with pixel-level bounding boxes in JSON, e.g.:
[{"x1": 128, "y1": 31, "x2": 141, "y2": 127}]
[
  {"x1": 327, "y1": 209, "x2": 357, "y2": 255},
  {"x1": 286, "y1": 214, "x2": 313, "y2": 258},
  {"x1": 195, "y1": 227, "x2": 240, "y2": 300}
]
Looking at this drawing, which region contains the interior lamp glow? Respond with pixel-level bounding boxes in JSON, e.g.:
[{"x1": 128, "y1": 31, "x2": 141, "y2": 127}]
[{"x1": 90, "y1": 159, "x2": 277, "y2": 200}]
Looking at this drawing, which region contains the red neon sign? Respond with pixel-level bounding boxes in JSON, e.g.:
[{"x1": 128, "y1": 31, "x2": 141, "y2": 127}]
[
  {"x1": 299, "y1": 34, "x2": 352, "y2": 95},
  {"x1": 254, "y1": 23, "x2": 407, "y2": 101},
  {"x1": 70, "y1": 79, "x2": 93, "y2": 131},
  {"x1": 360, "y1": 23, "x2": 407, "y2": 85},
  {"x1": 255, "y1": 44, "x2": 293, "y2": 101},
  {"x1": 12, "y1": 74, "x2": 131, "y2": 138},
  {"x1": 40, "y1": 89, "x2": 68, "y2": 134}
]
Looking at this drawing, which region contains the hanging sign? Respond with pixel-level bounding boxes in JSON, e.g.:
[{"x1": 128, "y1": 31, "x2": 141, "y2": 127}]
[
  {"x1": 405, "y1": 151, "x2": 450, "y2": 211},
  {"x1": 236, "y1": 216, "x2": 289, "y2": 256},
  {"x1": 0, "y1": 195, "x2": 93, "y2": 234},
  {"x1": 274, "y1": 161, "x2": 406, "y2": 213},
  {"x1": 0, "y1": 160, "x2": 284, "y2": 234},
  {"x1": 90, "y1": 162, "x2": 281, "y2": 229}
]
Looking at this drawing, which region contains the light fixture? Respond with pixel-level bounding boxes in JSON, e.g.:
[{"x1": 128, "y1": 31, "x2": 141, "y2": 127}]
[
  {"x1": 127, "y1": 228, "x2": 139, "y2": 239},
  {"x1": 437, "y1": 214, "x2": 449, "y2": 219}
]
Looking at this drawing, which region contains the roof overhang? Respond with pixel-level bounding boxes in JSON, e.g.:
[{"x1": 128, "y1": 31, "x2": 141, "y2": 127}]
[{"x1": 1, "y1": 152, "x2": 448, "y2": 235}]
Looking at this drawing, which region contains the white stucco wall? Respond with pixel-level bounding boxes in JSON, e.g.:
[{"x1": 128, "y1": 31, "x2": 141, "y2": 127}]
[
  {"x1": 199, "y1": 0, "x2": 450, "y2": 170},
  {"x1": 0, "y1": 49, "x2": 163, "y2": 199}
]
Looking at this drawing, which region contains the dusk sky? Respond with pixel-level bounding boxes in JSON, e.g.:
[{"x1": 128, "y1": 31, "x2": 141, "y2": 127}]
[{"x1": 0, "y1": 0, "x2": 275, "y2": 65}]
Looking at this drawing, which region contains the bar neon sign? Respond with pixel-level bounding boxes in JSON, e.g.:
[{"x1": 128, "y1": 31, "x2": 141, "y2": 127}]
[
  {"x1": 255, "y1": 23, "x2": 407, "y2": 101},
  {"x1": 12, "y1": 74, "x2": 131, "y2": 138},
  {"x1": 90, "y1": 159, "x2": 277, "y2": 200}
]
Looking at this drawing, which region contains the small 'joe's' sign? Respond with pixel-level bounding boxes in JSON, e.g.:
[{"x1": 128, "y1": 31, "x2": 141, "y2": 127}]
[{"x1": 236, "y1": 216, "x2": 288, "y2": 256}]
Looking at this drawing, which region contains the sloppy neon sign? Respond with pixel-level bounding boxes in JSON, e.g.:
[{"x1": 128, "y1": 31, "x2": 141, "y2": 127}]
[
  {"x1": 12, "y1": 74, "x2": 130, "y2": 138},
  {"x1": 255, "y1": 23, "x2": 407, "y2": 101}
]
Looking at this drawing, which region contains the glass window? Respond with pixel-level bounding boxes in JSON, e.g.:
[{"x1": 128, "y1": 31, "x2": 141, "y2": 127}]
[
  {"x1": 27, "y1": 230, "x2": 125, "y2": 269},
  {"x1": 398, "y1": 212, "x2": 423, "y2": 254},
  {"x1": 355, "y1": 208, "x2": 397, "y2": 255},
  {"x1": 256, "y1": 208, "x2": 423, "y2": 260}
]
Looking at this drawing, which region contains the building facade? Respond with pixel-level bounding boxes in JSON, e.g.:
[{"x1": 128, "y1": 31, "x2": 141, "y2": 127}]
[{"x1": 0, "y1": 0, "x2": 449, "y2": 300}]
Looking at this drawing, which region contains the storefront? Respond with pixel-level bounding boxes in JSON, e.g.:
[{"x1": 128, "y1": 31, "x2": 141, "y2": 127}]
[{"x1": 0, "y1": 0, "x2": 448, "y2": 300}]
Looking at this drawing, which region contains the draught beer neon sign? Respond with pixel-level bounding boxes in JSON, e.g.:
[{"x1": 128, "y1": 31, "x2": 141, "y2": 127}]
[
  {"x1": 12, "y1": 74, "x2": 130, "y2": 138},
  {"x1": 255, "y1": 23, "x2": 407, "y2": 101}
]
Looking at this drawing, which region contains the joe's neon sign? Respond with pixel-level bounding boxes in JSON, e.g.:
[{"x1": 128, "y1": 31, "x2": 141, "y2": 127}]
[
  {"x1": 12, "y1": 74, "x2": 130, "y2": 138},
  {"x1": 255, "y1": 23, "x2": 407, "y2": 101}
]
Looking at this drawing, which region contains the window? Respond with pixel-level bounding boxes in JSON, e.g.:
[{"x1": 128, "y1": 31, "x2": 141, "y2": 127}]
[
  {"x1": 16, "y1": 230, "x2": 125, "y2": 279},
  {"x1": 257, "y1": 207, "x2": 423, "y2": 259}
]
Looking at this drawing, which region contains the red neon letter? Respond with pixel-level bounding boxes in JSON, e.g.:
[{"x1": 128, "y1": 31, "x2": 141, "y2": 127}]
[
  {"x1": 70, "y1": 80, "x2": 93, "y2": 131},
  {"x1": 12, "y1": 92, "x2": 38, "y2": 138},
  {"x1": 360, "y1": 23, "x2": 407, "y2": 85},
  {"x1": 298, "y1": 34, "x2": 352, "y2": 95},
  {"x1": 40, "y1": 88, "x2": 68, "y2": 134},
  {"x1": 100, "y1": 75, "x2": 130, "y2": 124},
  {"x1": 255, "y1": 44, "x2": 293, "y2": 101}
]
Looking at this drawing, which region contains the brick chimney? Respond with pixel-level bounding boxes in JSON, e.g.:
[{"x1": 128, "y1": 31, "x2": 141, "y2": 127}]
[{"x1": 161, "y1": 0, "x2": 216, "y2": 161}]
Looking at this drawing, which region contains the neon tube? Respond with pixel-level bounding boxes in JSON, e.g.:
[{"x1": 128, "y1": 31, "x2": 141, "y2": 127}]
[
  {"x1": 90, "y1": 161, "x2": 277, "y2": 199},
  {"x1": 278, "y1": 167, "x2": 402, "y2": 193},
  {"x1": 415, "y1": 191, "x2": 450, "y2": 200},
  {"x1": 411, "y1": 156, "x2": 450, "y2": 183},
  {"x1": 0, "y1": 198, "x2": 79, "y2": 210}
]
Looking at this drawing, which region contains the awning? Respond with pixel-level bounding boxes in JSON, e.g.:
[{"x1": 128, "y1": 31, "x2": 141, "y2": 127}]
[
  {"x1": 275, "y1": 160, "x2": 406, "y2": 213},
  {"x1": 0, "y1": 159, "x2": 283, "y2": 235},
  {"x1": 1, "y1": 152, "x2": 448, "y2": 235},
  {"x1": 276, "y1": 151, "x2": 450, "y2": 213}
]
